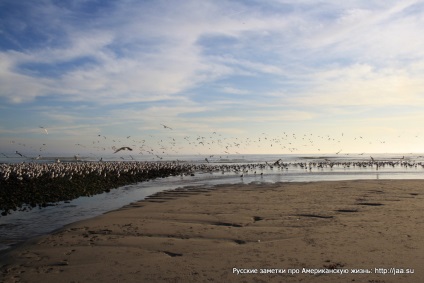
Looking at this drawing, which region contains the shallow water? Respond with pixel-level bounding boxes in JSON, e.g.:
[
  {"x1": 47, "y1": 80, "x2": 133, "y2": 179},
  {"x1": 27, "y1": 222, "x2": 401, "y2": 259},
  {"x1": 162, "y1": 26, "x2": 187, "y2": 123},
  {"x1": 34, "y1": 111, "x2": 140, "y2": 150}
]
[{"x1": 1, "y1": 153, "x2": 424, "y2": 252}]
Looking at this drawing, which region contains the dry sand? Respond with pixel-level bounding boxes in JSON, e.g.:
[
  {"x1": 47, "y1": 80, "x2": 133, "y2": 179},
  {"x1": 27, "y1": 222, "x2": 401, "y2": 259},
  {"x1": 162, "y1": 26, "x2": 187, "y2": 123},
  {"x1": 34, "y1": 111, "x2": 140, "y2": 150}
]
[{"x1": 1, "y1": 180, "x2": 423, "y2": 283}]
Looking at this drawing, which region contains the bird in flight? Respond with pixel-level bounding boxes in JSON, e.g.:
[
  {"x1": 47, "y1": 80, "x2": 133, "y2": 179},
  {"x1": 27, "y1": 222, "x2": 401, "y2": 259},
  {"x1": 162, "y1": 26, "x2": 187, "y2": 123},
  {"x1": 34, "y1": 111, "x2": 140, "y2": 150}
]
[
  {"x1": 39, "y1": 126, "x2": 48, "y2": 134},
  {"x1": 161, "y1": 124, "x2": 173, "y2": 130},
  {"x1": 15, "y1": 151, "x2": 26, "y2": 157},
  {"x1": 113, "y1": 147, "x2": 133, "y2": 153}
]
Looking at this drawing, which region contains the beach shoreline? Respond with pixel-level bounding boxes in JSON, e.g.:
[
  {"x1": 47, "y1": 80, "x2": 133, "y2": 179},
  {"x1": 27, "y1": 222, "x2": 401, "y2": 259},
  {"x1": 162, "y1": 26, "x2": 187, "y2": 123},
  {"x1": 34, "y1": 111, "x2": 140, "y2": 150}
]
[{"x1": 1, "y1": 179, "x2": 423, "y2": 282}]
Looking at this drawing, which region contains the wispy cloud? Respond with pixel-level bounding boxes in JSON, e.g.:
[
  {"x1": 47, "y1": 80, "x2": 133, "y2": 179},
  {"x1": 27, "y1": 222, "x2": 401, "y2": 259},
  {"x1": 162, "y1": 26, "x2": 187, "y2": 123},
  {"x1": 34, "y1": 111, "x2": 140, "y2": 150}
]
[
  {"x1": 221, "y1": 86, "x2": 251, "y2": 95},
  {"x1": 2, "y1": 0, "x2": 424, "y2": 153}
]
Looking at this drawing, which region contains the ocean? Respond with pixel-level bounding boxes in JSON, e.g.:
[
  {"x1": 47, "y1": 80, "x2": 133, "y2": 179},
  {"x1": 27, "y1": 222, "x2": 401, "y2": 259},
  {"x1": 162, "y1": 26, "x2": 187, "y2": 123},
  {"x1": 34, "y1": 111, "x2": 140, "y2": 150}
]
[{"x1": 1, "y1": 152, "x2": 423, "y2": 251}]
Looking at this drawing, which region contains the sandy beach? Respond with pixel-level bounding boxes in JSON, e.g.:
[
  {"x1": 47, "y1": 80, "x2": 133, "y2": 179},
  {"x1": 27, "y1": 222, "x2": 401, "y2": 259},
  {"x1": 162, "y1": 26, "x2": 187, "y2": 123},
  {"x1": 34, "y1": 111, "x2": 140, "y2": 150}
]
[{"x1": 1, "y1": 179, "x2": 423, "y2": 283}]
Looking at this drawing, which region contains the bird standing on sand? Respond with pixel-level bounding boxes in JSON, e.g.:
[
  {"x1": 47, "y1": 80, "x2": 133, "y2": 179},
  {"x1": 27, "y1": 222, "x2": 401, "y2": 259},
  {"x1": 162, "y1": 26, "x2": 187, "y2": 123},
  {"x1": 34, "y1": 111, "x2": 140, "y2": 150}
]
[{"x1": 113, "y1": 147, "x2": 133, "y2": 153}]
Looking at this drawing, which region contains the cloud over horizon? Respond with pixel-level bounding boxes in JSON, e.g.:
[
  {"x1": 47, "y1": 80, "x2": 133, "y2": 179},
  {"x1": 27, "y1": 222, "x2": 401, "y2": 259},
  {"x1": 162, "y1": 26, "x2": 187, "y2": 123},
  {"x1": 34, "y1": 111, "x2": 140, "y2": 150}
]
[{"x1": 1, "y1": 0, "x2": 424, "y2": 155}]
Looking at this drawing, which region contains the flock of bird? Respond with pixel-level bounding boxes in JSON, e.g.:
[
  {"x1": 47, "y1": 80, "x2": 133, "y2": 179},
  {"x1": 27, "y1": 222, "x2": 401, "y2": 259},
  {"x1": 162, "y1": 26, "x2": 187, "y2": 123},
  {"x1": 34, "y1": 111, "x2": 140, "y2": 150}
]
[
  {"x1": 0, "y1": 160, "x2": 201, "y2": 215},
  {"x1": 2, "y1": 124, "x2": 424, "y2": 215},
  {"x1": 2, "y1": 154, "x2": 424, "y2": 184},
  {"x1": 1, "y1": 124, "x2": 424, "y2": 180},
  {"x1": 2, "y1": 124, "x2": 423, "y2": 164},
  {"x1": 0, "y1": 161, "x2": 198, "y2": 183}
]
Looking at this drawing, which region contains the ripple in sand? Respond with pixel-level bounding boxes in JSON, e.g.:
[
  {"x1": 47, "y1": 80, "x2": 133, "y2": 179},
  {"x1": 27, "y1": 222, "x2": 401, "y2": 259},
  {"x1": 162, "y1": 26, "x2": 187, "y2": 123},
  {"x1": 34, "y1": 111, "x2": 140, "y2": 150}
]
[
  {"x1": 211, "y1": 222, "x2": 243, "y2": 227},
  {"x1": 295, "y1": 214, "x2": 334, "y2": 219},
  {"x1": 356, "y1": 202, "x2": 384, "y2": 206},
  {"x1": 335, "y1": 209, "x2": 358, "y2": 213},
  {"x1": 163, "y1": 251, "x2": 183, "y2": 257},
  {"x1": 252, "y1": 216, "x2": 264, "y2": 222}
]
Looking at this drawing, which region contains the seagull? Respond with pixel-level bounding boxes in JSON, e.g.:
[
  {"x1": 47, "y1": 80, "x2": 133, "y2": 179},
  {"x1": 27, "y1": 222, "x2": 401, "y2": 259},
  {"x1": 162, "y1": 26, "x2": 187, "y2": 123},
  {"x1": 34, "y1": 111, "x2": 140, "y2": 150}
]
[
  {"x1": 113, "y1": 147, "x2": 133, "y2": 153},
  {"x1": 160, "y1": 124, "x2": 173, "y2": 130},
  {"x1": 39, "y1": 126, "x2": 48, "y2": 134},
  {"x1": 15, "y1": 151, "x2": 25, "y2": 157}
]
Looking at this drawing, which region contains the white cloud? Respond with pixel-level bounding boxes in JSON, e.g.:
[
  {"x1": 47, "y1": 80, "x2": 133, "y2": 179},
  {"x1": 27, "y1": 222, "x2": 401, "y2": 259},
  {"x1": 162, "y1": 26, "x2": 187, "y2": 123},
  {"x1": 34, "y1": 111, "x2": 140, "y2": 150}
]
[
  {"x1": 109, "y1": 104, "x2": 208, "y2": 126},
  {"x1": 2, "y1": 0, "x2": 424, "y2": 155},
  {"x1": 3, "y1": 0, "x2": 423, "y2": 106},
  {"x1": 293, "y1": 1, "x2": 424, "y2": 64},
  {"x1": 289, "y1": 64, "x2": 424, "y2": 106},
  {"x1": 221, "y1": 86, "x2": 251, "y2": 95},
  {"x1": 0, "y1": 52, "x2": 54, "y2": 103}
]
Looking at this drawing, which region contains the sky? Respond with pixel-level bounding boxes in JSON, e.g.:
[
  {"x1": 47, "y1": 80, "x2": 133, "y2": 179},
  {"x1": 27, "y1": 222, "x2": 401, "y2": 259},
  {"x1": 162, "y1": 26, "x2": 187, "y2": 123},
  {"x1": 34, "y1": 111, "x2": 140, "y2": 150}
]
[{"x1": 1, "y1": 0, "x2": 424, "y2": 158}]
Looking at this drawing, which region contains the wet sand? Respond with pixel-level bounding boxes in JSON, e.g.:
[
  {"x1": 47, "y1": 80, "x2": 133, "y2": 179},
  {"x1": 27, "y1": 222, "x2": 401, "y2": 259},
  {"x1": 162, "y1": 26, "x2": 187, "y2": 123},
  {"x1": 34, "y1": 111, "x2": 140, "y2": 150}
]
[{"x1": 1, "y1": 180, "x2": 423, "y2": 283}]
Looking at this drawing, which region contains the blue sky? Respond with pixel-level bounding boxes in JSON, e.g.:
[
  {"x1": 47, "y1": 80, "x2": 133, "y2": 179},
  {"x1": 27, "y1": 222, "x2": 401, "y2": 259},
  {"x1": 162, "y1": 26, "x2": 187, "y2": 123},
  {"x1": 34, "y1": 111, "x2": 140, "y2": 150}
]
[{"x1": 1, "y1": 0, "x2": 424, "y2": 157}]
